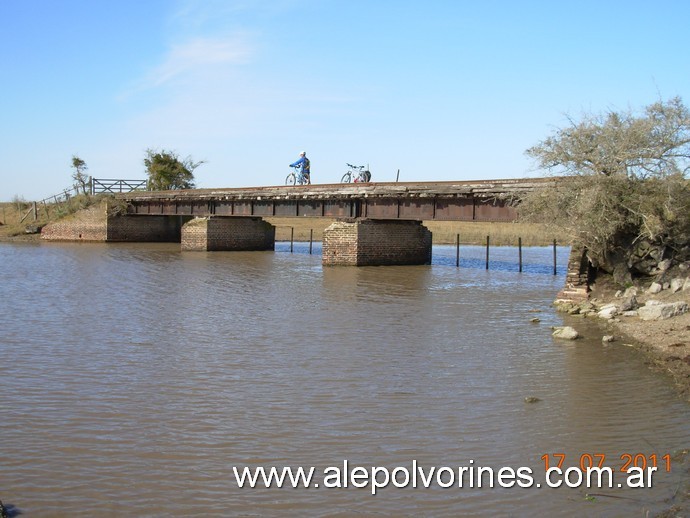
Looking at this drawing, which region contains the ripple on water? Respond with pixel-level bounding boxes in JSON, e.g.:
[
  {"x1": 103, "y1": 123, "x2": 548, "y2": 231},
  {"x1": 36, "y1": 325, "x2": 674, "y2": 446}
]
[{"x1": 0, "y1": 242, "x2": 688, "y2": 516}]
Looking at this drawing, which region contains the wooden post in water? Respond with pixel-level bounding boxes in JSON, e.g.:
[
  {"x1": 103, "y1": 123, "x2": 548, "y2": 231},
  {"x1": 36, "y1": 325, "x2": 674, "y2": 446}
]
[
  {"x1": 309, "y1": 229, "x2": 313, "y2": 255},
  {"x1": 553, "y1": 239, "x2": 557, "y2": 275},
  {"x1": 485, "y1": 235, "x2": 490, "y2": 270},
  {"x1": 455, "y1": 234, "x2": 460, "y2": 267},
  {"x1": 290, "y1": 227, "x2": 294, "y2": 253},
  {"x1": 518, "y1": 237, "x2": 523, "y2": 272}
]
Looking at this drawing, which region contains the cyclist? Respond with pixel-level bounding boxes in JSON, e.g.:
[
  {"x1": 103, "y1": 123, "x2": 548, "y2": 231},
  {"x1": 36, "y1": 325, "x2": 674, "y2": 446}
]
[{"x1": 289, "y1": 151, "x2": 311, "y2": 184}]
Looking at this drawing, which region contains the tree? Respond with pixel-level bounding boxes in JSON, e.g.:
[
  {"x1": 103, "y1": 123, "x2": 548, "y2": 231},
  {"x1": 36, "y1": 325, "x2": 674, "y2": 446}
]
[
  {"x1": 519, "y1": 97, "x2": 690, "y2": 285},
  {"x1": 144, "y1": 149, "x2": 204, "y2": 191},
  {"x1": 526, "y1": 97, "x2": 690, "y2": 178},
  {"x1": 71, "y1": 155, "x2": 90, "y2": 195}
]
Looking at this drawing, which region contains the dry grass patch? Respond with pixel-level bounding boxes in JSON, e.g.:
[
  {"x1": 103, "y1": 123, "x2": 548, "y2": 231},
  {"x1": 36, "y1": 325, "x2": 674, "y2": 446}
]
[
  {"x1": 266, "y1": 217, "x2": 568, "y2": 246},
  {"x1": 0, "y1": 196, "x2": 105, "y2": 239},
  {"x1": 424, "y1": 221, "x2": 567, "y2": 246}
]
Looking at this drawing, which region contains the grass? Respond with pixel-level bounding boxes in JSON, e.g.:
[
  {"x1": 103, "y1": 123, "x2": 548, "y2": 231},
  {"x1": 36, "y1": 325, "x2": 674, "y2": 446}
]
[
  {"x1": 266, "y1": 217, "x2": 569, "y2": 246},
  {"x1": 0, "y1": 195, "x2": 103, "y2": 238},
  {"x1": 423, "y1": 220, "x2": 568, "y2": 246},
  {"x1": 0, "y1": 201, "x2": 45, "y2": 237}
]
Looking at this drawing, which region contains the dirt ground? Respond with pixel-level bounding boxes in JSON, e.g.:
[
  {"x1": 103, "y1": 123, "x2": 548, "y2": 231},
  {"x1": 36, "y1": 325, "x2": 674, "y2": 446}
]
[{"x1": 0, "y1": 229, "x2": 41, "y2": 243}]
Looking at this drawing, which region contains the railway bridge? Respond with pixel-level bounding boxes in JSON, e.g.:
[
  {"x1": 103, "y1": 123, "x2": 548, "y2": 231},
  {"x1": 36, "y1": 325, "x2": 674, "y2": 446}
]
[{"x1": 103, "y1": 178, "x2": 556, "y2": 266}]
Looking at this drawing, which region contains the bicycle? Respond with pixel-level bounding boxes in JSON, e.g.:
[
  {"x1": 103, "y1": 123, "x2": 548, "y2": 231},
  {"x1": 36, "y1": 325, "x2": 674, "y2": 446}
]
[
  {"x1": 341, "y1": 163, "x2": 371, "y2": 183},
  {"x1": 285, "y1": 165, "x2": 310, "y2": 186}
]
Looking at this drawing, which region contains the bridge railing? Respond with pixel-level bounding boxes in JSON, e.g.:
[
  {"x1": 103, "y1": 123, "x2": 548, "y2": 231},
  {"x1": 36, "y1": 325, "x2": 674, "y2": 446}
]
[{"x1": 90, "y1": 178, "x2": 148, "y2": 194}]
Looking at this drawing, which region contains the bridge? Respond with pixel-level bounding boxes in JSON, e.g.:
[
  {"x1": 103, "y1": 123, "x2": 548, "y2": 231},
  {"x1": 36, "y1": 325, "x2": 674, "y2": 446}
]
[
  {"x1": 118, "y1": 178, "x2": 553, "y2": 221},
  {"x1": 100, "y1": 178, "x2": 557, "y2": 266}
]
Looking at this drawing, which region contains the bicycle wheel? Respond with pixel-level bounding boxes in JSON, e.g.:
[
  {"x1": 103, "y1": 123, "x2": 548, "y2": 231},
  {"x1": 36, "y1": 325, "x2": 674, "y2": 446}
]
[
  {"x1": 341, "y1": 172, "x2": 352, "y2": 183},
  {"x1": 286, "y1": 173, "x2": 296, "y2": 186}
]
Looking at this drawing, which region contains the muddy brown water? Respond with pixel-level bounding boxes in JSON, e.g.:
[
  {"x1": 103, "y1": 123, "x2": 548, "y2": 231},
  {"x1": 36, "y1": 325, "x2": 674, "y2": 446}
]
[{"x1": 1, "y1": 242, "x2": 688, "y2": 517}]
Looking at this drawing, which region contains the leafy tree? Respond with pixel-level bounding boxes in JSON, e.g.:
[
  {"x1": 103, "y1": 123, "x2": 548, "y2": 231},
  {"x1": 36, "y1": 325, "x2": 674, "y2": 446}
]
[
  {"x1": 519, "y1": 97, "x2": 690, "y2": 284},
  {"x1": 144, "y1": 149, "x2": 204, "y2": 190},
  {"x1": 71, "y1": 155, "x2": 90, "y2": 194}
]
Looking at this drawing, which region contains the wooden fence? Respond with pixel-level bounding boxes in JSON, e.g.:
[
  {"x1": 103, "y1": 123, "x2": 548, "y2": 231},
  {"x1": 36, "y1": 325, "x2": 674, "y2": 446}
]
[
  {"x1": 90, "y1": 178, "x2": 147, "y2": 194},
  {"x1": 18, "y1": 178, "x2": 147, "y2": 222}
]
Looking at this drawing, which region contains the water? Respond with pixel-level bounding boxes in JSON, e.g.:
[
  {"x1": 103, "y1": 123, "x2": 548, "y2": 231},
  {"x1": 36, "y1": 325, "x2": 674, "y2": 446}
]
[{"x1": 1, "y1": 242, "x2": 688, "y2": 517}]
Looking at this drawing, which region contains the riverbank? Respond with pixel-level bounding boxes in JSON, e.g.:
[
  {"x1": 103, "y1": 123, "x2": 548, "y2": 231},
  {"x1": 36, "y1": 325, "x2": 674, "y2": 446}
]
[{"x1": 556, "y1": 274, "x2": 690, "y2": 402}]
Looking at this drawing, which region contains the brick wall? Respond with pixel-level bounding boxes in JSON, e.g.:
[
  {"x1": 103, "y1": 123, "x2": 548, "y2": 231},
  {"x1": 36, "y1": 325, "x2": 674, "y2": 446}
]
[
  {"x1": 322, "y1": 220, "x2": 359, "y2": 265},
  {"x1": 181, "y1": 217, "x2": 275, "y2": 251},
  {"x1": 107, "y1": 215, "x2": 183, "y2": 242},
  {"x1": 556, "y1": 244, "x2": 591, "y2": 301},
  {"x1": 323, "y1": 219, "x2": 432, "y2": 266},
  {"x1": 41, "y1": 204, "x2": 108, "y2": 241}
]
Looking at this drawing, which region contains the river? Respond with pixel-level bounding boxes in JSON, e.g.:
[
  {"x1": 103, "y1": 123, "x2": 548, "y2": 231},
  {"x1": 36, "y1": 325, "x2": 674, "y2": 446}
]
[{"x1": 1, "y1": 241, "x2": 688, "y2": 517}]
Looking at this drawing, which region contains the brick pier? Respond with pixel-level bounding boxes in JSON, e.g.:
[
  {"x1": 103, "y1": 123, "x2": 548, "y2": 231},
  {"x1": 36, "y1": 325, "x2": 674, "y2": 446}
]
[
  {"x1": 556, "y1": 244, "x2": 592, "y2": 301},
  {"x1": 181, "y1": 217, "x2": 275, "y2": 251},
  {"x1": 322, "y1": 219, "x2": 432, "y2": 266}
]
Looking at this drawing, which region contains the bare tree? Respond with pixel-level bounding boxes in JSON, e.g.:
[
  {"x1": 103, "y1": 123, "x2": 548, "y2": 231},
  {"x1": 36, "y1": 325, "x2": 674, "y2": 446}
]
[{"x1": 520, "y1": 97, "x2": 690, "y2": 284}]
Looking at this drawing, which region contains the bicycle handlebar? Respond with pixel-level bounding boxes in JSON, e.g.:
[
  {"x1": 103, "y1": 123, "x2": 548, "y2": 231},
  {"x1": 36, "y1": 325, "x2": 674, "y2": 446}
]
[{"x1": 346, "y1": 163, "x2": 365, "y2": 170}]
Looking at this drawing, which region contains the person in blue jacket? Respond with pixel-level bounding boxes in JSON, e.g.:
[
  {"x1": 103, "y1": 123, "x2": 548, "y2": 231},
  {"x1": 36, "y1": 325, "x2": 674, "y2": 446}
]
[{"x1": 290, "y1": 151, "x2": 311, "y2": 184}]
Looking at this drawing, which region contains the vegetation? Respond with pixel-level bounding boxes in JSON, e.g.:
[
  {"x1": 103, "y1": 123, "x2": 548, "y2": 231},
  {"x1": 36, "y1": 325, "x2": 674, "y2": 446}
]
[
  {"x1": 144, "y1": 149, "x2": 204, "y2": 191},
  {"x1": 518, "y1": 97, "x2": 690, "y2": 285},
  {"x1": 71, "y1": 155, "x2": 90, "y2": 194},
  {"x1": 11, "y1": 194, "x2": 28, "y2": 212},
  {"x1": 0, "y1": 195, "x2": 104, "y2": 237}
]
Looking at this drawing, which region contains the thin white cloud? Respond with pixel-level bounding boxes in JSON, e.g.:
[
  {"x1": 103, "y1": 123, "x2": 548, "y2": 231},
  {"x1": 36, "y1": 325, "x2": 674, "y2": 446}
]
[{"x1": 141, "y1": 35, "x2": 253, "y2": 90}]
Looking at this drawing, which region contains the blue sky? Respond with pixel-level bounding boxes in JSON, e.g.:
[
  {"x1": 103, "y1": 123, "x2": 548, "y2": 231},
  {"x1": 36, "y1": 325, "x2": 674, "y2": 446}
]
[{"x1": 2, "y1": 0, "x2": 689, "y2": 201}]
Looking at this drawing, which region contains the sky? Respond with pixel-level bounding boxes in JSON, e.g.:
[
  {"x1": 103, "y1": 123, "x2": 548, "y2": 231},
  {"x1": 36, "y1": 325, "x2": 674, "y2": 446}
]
[{"x1": 1, "y1": 0, "x2": 689, "y2": 201}]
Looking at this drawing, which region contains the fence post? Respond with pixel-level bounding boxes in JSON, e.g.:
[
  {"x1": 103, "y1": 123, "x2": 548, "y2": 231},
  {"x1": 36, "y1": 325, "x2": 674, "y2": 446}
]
[
  {"x1": 290, "y1": 227, "x2": 294, "y2": 253},
  {"x1": 485, "y1": 235, "x2": 490, "y2": 270},
  {"x1": 309, "y1": 229, "x2": 313, "y2": 255},
  {"x1": 32, "y1": 202, "x2": 37, "y2": 221},
  {"x1": 455, "y1": 233, "x2": 460, "y2": 267},
  {"x1": 553, "y1": 239, "x2": 557, "y2": 275},
  {"x1": 518, "y1": 237, "x2": 523, "y2": 272}
]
